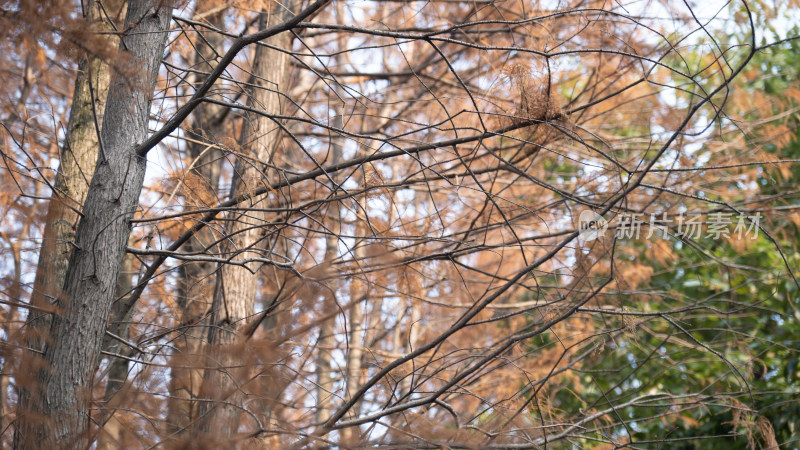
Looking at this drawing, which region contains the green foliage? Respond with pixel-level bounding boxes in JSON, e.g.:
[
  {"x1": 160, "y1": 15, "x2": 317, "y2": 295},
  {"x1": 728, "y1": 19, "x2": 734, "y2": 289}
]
[{"x1": 543, "y1": 23, "x2": 800, "y2": 447}]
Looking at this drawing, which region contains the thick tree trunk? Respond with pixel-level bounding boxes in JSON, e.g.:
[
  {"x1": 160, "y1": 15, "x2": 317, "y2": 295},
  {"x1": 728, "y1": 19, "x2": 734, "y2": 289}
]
[
  {"x1": 197, "y1": 4, "x2": 293, "y2": 440},
  {"x1": 97, "y1": 252, "x2": 136, "y2": 450},
  {"x1": 15, "y1": 0, "x2": 119, "y2": 444},
  {"x1": 24, "y1": 0, "x2": 116, "y2": 352},
  {"x1": 166, "y1": 0, "x2": 227, "y2": 436},
  {"x1": 14, "y1": 1, "x2": 173, "y2": 447}
]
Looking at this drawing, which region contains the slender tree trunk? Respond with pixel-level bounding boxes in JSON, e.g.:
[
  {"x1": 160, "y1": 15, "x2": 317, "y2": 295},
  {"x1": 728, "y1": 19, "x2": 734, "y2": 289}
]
[
  {"x1": 14, "y1": 1, "x2": 173, "y2": 447},
  {"x1": 315, "y1": 110, "x2": 344, "y2": 427},
  {"x1": 0, "y1": 237, "x2": 23, "y2": 444},
  {"x1": 341, "y1": 177, "x2": 369, "y2": 445},
  {"x1": 197, "y1": 3, "x2": 293, "y2": 439},
  {"x1": 0, "y1": 183, "x2": 39, "y2": 446},
  {"x1": 166, "y1": 0, "x2": 227, "y2": 436},
  {"x1": 315, "y1": 2, "x2": 347, "y2": 427}
]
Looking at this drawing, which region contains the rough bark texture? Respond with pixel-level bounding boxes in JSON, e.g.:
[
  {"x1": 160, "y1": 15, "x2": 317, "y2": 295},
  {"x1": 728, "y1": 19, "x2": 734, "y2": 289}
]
[
  {"x1": 14, "y1": 1, "x2": 173, "y2": 447},
  {"x1": 97, "y1": 252, "x2": 136, "y2": 450},
  {"x1": 165, "y1": 0, "x2": 227, "y2": 436},
  {"x1": 25, "y1": 0, "x2": 115, "y2": 351},
  {"x1": 15, "y1": 0, "x2": 118, "y2": 444},
  {"x1": 197, "y1": 5, "x2": 292, "y2": 439}
]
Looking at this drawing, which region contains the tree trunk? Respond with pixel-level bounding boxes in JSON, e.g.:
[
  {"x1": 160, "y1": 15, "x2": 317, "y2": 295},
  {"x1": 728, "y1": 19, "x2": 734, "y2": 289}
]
[
  {"x1": 166, "y1": 0, "x2": 227, "y2": 437},
  {"x1": 341, "y1": 177, "x2": 369, "y2": 445},
  {"x1": 197, "y1": 3, "x2": 293, "y2": 440},
  {"x1": 315, "y1": 2, "x2": 346, "y2": 427},
  {"x1": 96, "y1": 251, "x2": 136, "y2": 450},
  {"x1": 15, "y1": 0, "x2": 119, "y2": 444},
  {"x1": 14, "y1": 1, "x2": 173, "y2": 447},
  {"x1": 24, "y1": 0, "x2": 117, "y2": 352},
  {"x1": 1, "y1": 234, "x2": 23, "y2": 445},
  {"x1": 315, "y1": 110, "x2": 344, "y2": 427}
]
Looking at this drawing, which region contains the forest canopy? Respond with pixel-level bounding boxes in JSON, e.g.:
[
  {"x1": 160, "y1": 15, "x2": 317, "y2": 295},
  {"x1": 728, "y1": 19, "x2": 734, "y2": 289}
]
[{"x1": 1, "y1": 0, "x2": 800, "y2": 448}]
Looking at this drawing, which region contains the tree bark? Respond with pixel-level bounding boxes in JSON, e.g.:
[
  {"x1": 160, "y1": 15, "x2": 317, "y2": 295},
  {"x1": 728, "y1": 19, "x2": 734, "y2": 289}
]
[
  {"x1": 315, "y1": 2, "x2": 346, "y2": 427},
  {"x1": 197, "y1": 4, "x2": 293, "y2": 440},
  {"x1": 14, "y1": 1, "x2": 173, "y2": 447},
  {"x1": 166, "y1": 0, "x2": 227, "y2": 437},
  {"x1": 341, "y1": 175, "x2": 369, "y2": 445},
  {"x1": 15, "y1": 0, "x2": 119, "y2": 444},
  {"x1": 24, "y1": 0, "x2": 116, "y2": 352},
  {"x1": 97, "y1": 252, "x2": 136, "y2": 450},
  {"x1": 315, "y1": 109, "x2": 344, "y2": 427}
]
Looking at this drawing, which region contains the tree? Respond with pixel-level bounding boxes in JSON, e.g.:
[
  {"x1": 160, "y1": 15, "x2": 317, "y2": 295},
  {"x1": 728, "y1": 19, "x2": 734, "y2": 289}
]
[
  {"x1": 165, "y1": 0, "x2": 227, "y2": 436},
  {"x1": 1, "y1": 0, "x2": 798, "y2": 447},
  {"x1": 14, "y1": 0, "x2": 173, "y2": 446},
  {"x1": 572, "y1": 22, "x2": 800, "y2": 447},
  {"x1": 196, "y1": 1, "x2": 296, "y2": 441}
]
